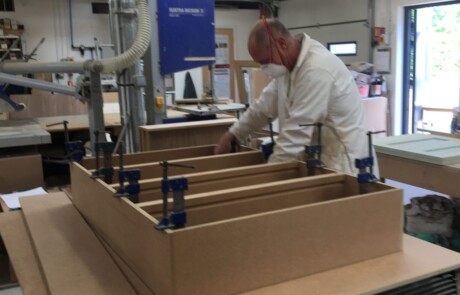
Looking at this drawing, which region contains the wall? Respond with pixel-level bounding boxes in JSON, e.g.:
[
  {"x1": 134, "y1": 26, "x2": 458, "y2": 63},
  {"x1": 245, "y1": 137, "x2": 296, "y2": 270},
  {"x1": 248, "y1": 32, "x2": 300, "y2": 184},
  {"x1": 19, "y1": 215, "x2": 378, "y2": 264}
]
[
  {"x1": 374, "y1": 0, "x2": 452, "y2": 135},
  {"x1": 0, "y1": 0, "x2": 113, "y2": 62},
  {"x1": 279, "y1": 0, "x2": 371, "y2": 64}
]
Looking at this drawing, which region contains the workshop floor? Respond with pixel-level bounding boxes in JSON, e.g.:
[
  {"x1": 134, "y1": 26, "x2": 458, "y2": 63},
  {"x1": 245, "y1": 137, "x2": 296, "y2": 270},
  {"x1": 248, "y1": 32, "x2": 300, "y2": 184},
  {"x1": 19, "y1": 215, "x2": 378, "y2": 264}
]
[{"x1": 0, "y1": 287, "x2": 22, "y2": 295}]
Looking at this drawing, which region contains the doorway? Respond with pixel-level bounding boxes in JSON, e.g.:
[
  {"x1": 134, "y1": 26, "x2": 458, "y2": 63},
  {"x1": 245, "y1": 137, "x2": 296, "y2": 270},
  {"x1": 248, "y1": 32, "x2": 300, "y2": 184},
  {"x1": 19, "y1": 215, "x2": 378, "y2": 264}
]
[{"x1": 402, "y1": 1, "x2": 460, "y2": 134}]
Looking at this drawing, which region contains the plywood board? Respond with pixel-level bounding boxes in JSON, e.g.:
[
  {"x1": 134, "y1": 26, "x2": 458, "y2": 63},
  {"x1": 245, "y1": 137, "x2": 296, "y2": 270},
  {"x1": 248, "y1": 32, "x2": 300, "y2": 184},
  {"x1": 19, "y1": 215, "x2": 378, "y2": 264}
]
[
  {"x1": 0, "y1": 120, "x2": 50, "y2": 148},
  {"x1": 140, "y1": 172, "x2": 346, "y2": 215},
  {"x1": 243, "y1": 235, "x2": 460, "y2": 295},
  {"x1": 83, "y1": 144, "x2": 252, "y2": 170},
  {"x1": 139, "y1": 118, "x2": 236, "y2": 151},
  {"x1": 20, "y1": 192, "x2": 137, "y2": 295},
  {"x1": 374, "y1": 134, "x2": 460, "y2": 165},
  {"x1": 109, "y1": 150, "x2": 265, "y2": 182},
  {"x1": 169, "y1": 187, "x2": 403, "y2": 295},
  {"x1": 0, "y1": 154, "x2": 44, "y2": 193},
  {"x1": 10, "y1": 91, "x2": 87, "y2": 120},
  {"x1": 0, "y1": 211, "x2": 48, "y2": 295},
  {"x1": 377, "y1": 152, "x2": 460, "y2": 198},
  {"x1": 71, "y1": 163, "x2": 173, "y2": 295},
  {"x1": 129, "y1": 161, "x2": 322, "y2": 203}
]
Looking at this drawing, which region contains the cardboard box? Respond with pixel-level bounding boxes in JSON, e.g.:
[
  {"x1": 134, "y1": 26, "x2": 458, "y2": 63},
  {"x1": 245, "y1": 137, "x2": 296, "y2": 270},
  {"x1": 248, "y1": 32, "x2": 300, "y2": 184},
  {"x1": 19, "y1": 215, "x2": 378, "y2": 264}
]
[
  {"x1": 0, "y1": 154, "x2": 44, "y2": 193},
  {"x1": 71, "y1": 150, "x2": 403, "y2": 295}
]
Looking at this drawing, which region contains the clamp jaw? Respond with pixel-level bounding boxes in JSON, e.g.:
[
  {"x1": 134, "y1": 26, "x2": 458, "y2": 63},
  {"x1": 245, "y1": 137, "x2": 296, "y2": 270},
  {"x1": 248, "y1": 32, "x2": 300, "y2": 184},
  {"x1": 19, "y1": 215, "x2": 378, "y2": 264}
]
[
  {"x1": 300, "y1": 123, "x2": 325, "y2": 175},
  {"x1": 113, "y1": 141, "x2": 141, "y2": 203},
  {"x1": 355, "y1": 130, "x2": 386, "y2": 194},
  {"x1": 114, "y1": 169, "x2": 141, "y2": 203},
  {"x1": 155, "y1": 161, "x2": 195, "y2": 231},
  {"x1": 260, "y1": 119, "x2": 275, "y2": 161},
  {"x1": 90, "y1": 131, "x2": 115, "y2": 183},
  {"x1": 46, "y1": 120, "x2": 84, "y2": 162}
]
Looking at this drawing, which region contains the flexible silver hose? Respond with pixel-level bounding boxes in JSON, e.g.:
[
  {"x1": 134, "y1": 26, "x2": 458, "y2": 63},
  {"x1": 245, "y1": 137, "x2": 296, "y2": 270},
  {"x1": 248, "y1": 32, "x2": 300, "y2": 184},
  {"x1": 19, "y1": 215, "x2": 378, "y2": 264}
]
[
  {"x1": 85, "y1": 0, "x2": 151, "y2": 73},
  {"x1": 0, "y1": 0, "x2": 151, "y2": 75}
]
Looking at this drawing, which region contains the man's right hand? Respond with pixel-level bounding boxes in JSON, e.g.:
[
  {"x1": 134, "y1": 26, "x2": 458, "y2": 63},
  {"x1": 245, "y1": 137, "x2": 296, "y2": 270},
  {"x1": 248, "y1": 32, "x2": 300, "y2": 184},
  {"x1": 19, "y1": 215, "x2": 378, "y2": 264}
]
[{"x1": 214, "y1": 131, "x2": 237, "y2": 154}]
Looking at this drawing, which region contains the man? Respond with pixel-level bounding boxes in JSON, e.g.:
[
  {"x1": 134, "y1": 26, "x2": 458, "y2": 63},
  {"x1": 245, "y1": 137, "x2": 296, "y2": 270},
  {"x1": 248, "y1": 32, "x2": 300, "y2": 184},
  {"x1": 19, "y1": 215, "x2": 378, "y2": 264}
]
[{"x1": 215, "y1": 18, "x2": 376, "y2": 175}]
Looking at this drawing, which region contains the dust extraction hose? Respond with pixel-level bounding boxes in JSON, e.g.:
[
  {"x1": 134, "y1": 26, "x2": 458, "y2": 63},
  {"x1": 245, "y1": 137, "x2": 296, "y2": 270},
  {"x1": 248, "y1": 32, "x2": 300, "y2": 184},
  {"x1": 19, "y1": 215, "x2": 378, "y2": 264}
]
[
  {"x1": 0, "y1": 0, "x2": 151, "y2": 75},
  {"x1": 84, "y1": 0, "x2": 151, "y2": 73}
]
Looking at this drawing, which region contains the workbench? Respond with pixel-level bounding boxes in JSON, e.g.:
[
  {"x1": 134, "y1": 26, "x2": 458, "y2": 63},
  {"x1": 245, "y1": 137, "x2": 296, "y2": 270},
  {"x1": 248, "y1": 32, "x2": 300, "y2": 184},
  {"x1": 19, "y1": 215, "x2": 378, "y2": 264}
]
[
  {"x1": 375, "y1": 134, "x2": 460, "y2": 197},
  {"x1": 1, "y1": 198, "x2": 460, "y2": 295}
]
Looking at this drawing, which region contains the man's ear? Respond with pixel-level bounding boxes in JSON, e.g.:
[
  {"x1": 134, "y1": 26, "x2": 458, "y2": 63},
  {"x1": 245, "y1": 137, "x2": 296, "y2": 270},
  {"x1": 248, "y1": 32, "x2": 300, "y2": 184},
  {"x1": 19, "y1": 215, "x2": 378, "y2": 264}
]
[{"x1": 276, "y1": 36, "x2": 288, "y2": 49}]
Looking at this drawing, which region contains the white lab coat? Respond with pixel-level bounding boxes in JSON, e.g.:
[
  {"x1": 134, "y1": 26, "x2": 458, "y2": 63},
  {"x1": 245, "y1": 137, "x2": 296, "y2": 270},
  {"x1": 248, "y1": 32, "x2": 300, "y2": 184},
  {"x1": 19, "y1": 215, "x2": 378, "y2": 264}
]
[{"x1": 230, "y1": 34, "x2": 378, "y2": 176}]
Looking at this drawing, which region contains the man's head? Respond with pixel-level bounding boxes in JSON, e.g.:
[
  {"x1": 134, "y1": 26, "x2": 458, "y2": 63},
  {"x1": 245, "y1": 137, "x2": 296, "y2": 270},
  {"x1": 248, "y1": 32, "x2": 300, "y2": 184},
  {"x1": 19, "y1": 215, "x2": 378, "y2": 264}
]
[{"x1": 248, "y1": 18, "x2": 300, "y2": 75}]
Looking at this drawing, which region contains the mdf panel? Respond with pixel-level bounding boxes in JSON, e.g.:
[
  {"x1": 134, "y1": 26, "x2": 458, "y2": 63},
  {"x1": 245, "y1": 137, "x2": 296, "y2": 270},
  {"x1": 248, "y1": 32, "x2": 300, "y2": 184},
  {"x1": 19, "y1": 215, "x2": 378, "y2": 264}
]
[{"x1": 139, "y1": 118, "x2": 236, "y2": 151}]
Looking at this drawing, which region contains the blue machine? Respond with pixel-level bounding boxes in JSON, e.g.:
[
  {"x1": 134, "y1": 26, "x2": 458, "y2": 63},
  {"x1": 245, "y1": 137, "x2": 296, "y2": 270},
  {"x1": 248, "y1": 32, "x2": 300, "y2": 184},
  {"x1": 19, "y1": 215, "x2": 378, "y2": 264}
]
[{"x1": 157, "y1": 0, "x2": 215, "y2": 75}]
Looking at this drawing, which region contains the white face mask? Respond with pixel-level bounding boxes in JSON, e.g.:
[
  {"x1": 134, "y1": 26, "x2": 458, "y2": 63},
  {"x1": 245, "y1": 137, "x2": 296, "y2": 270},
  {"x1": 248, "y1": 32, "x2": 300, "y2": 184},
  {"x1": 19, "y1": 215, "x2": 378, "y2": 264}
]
[{"x1": 261, "y1": 63, "x2": 288, "y2": 78}]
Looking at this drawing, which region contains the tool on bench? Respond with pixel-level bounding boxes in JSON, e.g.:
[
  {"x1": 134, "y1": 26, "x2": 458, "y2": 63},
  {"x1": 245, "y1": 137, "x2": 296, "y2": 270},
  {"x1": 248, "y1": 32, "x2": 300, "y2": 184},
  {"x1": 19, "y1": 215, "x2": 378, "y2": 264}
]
[
  {"x1": 45, "y1": 120, "x2": 84, "y2": 163},
  {"x1": 91, "y1": 130, "x2": 115, "y2": 183},
  {"x1": 299, "y1": 122, "x2": 325, "y2": 176},
  {"x1": 260, "y1": 119, "x2": 275, "y2": 161},
  {"x1": 155, "y1": 161, "x2": 195, "y2": 230},
  {"x1": 355, "y1": 130, "x2": 386, "y2": 194},
  {"x1": 113, "y1": 141, "x2": 140, "y2": 203}
]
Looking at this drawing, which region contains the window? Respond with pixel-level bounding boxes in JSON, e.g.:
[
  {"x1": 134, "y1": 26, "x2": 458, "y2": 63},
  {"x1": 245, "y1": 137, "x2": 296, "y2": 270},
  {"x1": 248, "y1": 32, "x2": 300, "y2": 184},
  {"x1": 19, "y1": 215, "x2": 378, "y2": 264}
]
[
  {"x1": 92, "y1": 2, "x2": 109, "y2": 14},
  {"x1": 0, "y1": 0, "x2": 14, "y2": 12},
  {"x1": 327, "y1": 42, "x2": 357, "y2": 56}
]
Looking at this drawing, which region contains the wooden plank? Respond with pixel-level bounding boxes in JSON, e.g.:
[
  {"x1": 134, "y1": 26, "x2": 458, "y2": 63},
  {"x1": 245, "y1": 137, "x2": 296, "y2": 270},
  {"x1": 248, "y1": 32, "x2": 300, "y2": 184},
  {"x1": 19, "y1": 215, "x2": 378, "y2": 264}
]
[
  {"x1": 108, "y1": 150, "x2": 265, "y2": 183},
  {"x1": 20, "y1": 192, "x2": 137, "y2": 295},
  {"x1": 377, "y1": 152, "x2": 460, "y2": 198},
  {"x1": 374, "y1": 134, "x2": 460, "y2": 165},
  {"x1": 139, "y1": 118, "x2": 236, "y2": 151},
  {"x1": 153, "y1": 183, "x2": 345, "y2": 226},
  {"x1": 169, "y1": 187, "x2": 403, "y2": 295},
  {"x1": 0, "y1": 211, "x2": 48, "y2": 295},
  {"x1": 71, "y1": 163, "x2": 173, "y2": 295},
  {"x1": 0, "y1": 154, "x2": 44, "y2": 193},
  {"x1": 82, "y1": 144, "x2": 252, "y2": 170},
  {"x1": 131, "y1": 162, "x2": 312, "y2": 202},
  {"x1": 97, "y1": 236, "x2": 155, "y2": 295},
  {"x1": 10, "y1": 91, "x2": 87, "y2": 120},
  {"x1": 139, "y1": 173, "x2": 347, "y2": 214},
  {"x1": 243, "y1": 235, "x2": 460, "y2": 295}
]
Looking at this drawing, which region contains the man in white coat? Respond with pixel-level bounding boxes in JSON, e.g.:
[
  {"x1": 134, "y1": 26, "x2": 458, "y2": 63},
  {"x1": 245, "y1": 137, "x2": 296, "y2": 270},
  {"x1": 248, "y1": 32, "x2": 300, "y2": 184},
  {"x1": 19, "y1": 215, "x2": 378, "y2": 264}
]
[{"x1": 215, "y1": 18, "x2": 376, "y2": 176}]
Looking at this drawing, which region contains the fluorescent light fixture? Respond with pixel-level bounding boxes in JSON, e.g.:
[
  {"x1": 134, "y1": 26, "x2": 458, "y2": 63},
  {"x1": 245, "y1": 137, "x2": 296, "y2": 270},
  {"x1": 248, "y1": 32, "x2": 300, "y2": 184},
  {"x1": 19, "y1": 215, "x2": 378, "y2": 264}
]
[{"x1": 327, "y1": 42, "x2": 357, "y2": 56}]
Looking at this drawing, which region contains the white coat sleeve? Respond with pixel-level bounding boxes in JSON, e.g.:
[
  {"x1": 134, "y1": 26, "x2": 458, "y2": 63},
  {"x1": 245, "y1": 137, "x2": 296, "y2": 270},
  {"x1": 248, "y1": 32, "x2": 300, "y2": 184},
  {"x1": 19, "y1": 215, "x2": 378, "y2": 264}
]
[
  {"x1": 269, "y1": 67, "x2": 333, "y2": 162},
  {"x1": 229, "y1": 79, "x2": 279, "y2": 143}
]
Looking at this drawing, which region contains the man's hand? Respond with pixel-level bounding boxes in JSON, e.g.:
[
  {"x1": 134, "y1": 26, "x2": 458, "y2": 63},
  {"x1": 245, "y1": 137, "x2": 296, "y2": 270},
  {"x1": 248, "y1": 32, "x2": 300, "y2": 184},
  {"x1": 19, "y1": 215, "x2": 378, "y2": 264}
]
[{"x1": 214, "y1": 131, "x2": 236, "y2": 154}]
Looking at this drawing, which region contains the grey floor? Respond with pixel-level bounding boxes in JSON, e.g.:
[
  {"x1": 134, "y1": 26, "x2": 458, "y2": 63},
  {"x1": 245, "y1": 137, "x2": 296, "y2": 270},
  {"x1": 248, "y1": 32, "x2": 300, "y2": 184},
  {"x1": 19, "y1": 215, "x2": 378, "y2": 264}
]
[
  {"x1": 0, "y1": 179, "x2": 451, "y2": 295},
  {"x1": 0, "y1": 287, "x2": 22, "y2": 295}
]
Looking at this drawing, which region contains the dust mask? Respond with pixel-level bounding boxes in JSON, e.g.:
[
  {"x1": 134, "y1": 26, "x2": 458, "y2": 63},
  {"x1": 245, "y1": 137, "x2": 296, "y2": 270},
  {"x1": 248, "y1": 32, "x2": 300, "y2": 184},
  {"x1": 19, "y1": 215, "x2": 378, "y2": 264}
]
[{"x1": 261, "y1": 63, "x2": 288, "y2": 78}]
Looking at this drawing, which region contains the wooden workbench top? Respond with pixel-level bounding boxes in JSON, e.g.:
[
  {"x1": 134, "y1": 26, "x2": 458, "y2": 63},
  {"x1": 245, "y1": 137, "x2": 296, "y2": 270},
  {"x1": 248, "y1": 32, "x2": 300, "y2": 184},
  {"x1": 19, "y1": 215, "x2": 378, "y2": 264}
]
[{"x1": 244, "y1": 235, "x2": 460, "y2": 295}]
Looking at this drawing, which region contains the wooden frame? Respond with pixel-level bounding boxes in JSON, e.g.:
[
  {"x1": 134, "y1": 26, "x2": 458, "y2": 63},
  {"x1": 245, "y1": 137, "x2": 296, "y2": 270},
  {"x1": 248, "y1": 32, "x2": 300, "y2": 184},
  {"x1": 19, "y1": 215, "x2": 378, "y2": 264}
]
[
  {"x1": 234, "y1": 60, "x2": 260, "y2": 104},
  {"x1": 70, "y1": 147, "x2": 403, "y2": 295},
  {"x1": 202, "y1": 28, "x2": 235, "y2": 100}
]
